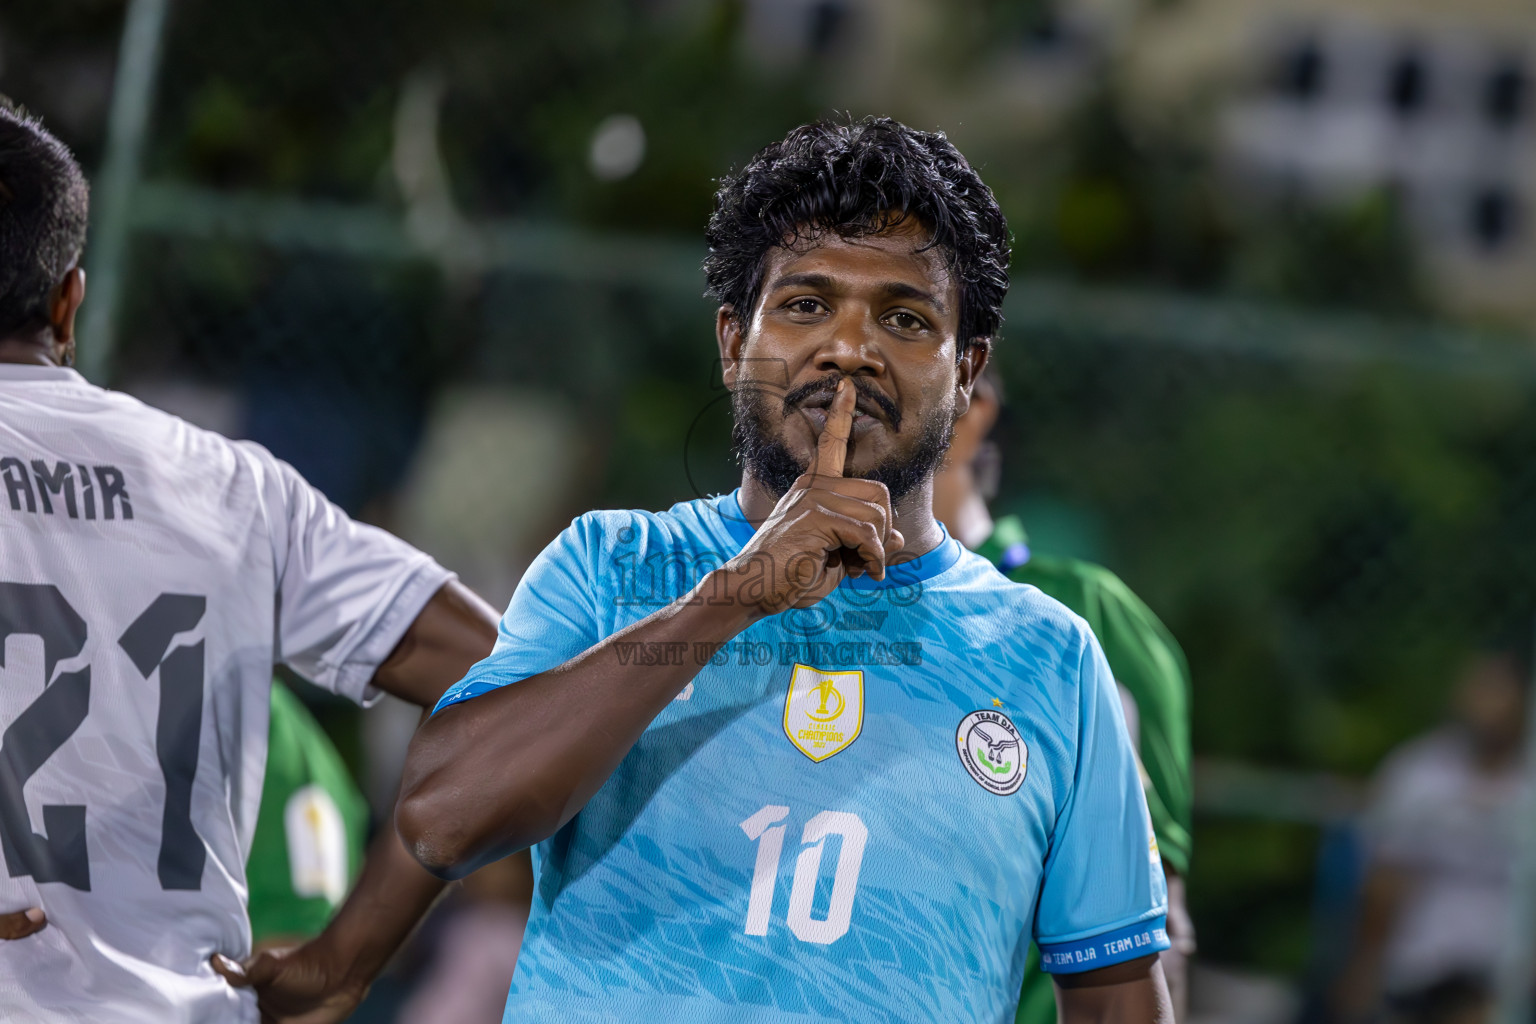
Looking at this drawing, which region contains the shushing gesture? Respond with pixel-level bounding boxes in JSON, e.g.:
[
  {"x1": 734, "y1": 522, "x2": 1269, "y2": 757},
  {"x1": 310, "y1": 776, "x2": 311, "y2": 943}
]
[{"x1": 724, "y1": 378, "x2": 906, "y2": 616}]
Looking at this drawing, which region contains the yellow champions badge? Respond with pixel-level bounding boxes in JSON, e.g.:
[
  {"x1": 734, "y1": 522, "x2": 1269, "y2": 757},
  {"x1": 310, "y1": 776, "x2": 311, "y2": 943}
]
[{"x1": 783, "y1": 664, "x2": 864, "y2": 762}]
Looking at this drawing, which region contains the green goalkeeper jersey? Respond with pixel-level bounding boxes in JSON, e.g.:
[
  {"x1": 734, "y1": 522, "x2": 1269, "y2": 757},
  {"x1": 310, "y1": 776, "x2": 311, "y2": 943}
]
[
  {"x1": 246, "y1": 681, "x2": 369, "y2": 946},
  {"x1": 977, "y1": 517, "x2": 1192, "y2": 1024}
]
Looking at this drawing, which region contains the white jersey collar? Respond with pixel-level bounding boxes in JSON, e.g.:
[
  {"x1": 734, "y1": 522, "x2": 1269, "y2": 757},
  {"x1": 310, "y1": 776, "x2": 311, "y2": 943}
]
[{"x1": 0, "y1": 363, "x2": 87, "y2": 383}]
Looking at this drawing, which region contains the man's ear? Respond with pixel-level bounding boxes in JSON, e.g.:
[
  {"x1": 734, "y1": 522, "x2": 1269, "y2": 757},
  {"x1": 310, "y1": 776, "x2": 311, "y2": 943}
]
[
  {"x1": 954, "y1": 338, "x2": 991, "y2": 419},
  {"x1": 716, "y1": 305, "x2": 744, "y2": 388},
  {"x1": 50, "y1": 266, "x2": 86, "y2": 363}
]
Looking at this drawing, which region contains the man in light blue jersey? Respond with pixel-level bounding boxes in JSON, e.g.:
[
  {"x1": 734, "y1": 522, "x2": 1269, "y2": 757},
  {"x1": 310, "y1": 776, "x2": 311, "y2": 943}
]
[{"x1": 397, "y1": 117, "x2": 1173, "y2": 1024}]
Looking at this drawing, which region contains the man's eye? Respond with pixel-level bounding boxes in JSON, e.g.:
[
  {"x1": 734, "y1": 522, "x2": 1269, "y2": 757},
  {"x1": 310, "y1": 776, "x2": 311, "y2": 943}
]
[
  {"x1": 887, "y1": 312, "x2": 924, "y2": 330},
  {"x1": 790, "y1": 299, "x2": 824, "y2": 315}
]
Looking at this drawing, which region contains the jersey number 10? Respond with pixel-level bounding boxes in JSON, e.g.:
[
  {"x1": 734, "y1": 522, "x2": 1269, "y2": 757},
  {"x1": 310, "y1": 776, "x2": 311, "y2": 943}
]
[
  {"x1": 0, "y1": 581, "x2": 208, "y2": 893},
  {"x1": 739, "y1": 805, "x2": 868, "y2": 945}
]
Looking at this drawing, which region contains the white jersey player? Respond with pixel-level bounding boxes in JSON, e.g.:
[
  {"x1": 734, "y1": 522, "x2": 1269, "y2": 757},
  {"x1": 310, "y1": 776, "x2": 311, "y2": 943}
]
[{"x1": 0, "y1": 105, "x2": 499, "y2": 1022}]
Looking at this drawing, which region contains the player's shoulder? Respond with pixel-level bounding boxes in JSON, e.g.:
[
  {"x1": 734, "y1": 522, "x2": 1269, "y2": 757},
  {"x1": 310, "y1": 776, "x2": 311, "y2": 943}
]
[
  {"x1": 1014, "y1": 552, "x2": 1174, "y2": 638},
  {"x1": 947, "y1": 545, "x2": 1085, "y2": 619},
  {"x1": 58, "y1": 386, "x2": 326, "y2": 540},
  {"x1": 65, "y1": 382, "x2": 286, "y2": 483},
  {"x1": 945, "y1": 546, "x2": 1099, "y2": 670},
  {"x1": 563, "y1": 494, "x2": 738, "y2": 559},
  {"x1": 1014, "y1": 551, "x2": 1133, "y2": 606},
  {"x1": 531, "y1": 498, "x2": 734, "y2": 612}
]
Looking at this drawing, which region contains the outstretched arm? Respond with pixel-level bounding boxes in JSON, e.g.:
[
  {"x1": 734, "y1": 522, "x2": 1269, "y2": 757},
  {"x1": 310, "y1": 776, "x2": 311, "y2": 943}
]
[{"x1": 1056, "y1": 955, "x2": 1175, "y2": 1024}]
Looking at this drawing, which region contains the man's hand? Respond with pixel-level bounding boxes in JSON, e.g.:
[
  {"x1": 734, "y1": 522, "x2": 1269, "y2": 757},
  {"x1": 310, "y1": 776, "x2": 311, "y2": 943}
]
[
  {"x1": 723, "y1": 379, "x2": 905, "y2": 615},
  {"x1": 0, "y1": 907, "x2": 46, "y2": 940},
  {"x1": 211, "y1": 946, "x2": 367, "y2": 1024}
]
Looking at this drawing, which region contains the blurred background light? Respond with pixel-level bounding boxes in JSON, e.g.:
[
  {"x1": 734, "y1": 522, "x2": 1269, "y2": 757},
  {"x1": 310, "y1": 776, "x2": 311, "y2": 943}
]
[{"x1": 588, "y1": 113, "x2": 645, "y2": 181}]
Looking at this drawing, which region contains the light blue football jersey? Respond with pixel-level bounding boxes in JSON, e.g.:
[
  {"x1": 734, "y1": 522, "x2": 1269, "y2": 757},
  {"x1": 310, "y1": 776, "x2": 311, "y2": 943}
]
[{"x1": 435, "y1": 491, "x2": 1168, "y2": 1023}]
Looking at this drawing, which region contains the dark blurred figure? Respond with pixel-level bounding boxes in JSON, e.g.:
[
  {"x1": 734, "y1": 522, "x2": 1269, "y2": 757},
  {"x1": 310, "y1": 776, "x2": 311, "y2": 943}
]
[{"x1": 1333, "y1": 640, "x2": 1531, "y2": 1024}]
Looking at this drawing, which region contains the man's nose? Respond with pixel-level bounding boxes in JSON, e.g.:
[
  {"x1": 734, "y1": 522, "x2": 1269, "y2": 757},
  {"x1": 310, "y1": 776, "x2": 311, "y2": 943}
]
[{"x1": 813, "y1": 308, "x2": 885, "y2": 378}]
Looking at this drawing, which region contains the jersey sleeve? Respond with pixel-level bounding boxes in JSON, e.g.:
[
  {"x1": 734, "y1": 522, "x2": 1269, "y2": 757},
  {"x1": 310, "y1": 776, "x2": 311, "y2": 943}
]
[
  {"x1": 432, "y1": 514, "x2": 603, "y2": 714},
  {"x1": 251, "y1": 445, "x2": 454, "y2": 706},
  {"x1": 1085, "y1": 571, "x2": 1194, "y2": 876},
  {"x1": 1034, "y1": 633, "x2": 1170, "y2": 974}
]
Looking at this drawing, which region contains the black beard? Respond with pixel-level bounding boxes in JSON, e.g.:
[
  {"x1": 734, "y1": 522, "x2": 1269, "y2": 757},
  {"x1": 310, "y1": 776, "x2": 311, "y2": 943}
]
[{"x1": 730, "y1": 378, "x2": 954, "y2": 503}]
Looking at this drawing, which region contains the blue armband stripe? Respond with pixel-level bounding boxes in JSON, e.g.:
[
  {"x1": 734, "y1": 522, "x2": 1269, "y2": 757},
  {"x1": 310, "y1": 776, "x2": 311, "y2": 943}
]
[
  {"x1": 431, "y1": 678, "x2": 507, "y2": 716},
  {"x1": 1038, "y1": 915, "x2": 1170, "y2": 974}
]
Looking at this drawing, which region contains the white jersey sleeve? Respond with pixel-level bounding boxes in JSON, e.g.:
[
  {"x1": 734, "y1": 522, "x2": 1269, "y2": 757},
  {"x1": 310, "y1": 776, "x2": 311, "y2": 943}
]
[
  {"x1": 0, "y1": 364, "x2": 452, "y2": 1023},
  {"x1": 254, "y1": 446, "x2": 448, "y2": 705}
]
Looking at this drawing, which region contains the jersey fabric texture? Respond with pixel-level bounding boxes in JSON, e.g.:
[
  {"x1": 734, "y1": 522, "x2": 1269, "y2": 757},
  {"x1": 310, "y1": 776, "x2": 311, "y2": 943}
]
[
  {"x1": 246, "y1": 680, "x2": 369, "y2": 946},
  {"x1": 977, "y1": 516, "x2": 1193, "y2": 1024},
  {"x1": 0, "y1": 365, "x2": 451, "y2": 1023},
  {"x1": 434, "y1": 491, "x2": 1169, "y2": 1024}
]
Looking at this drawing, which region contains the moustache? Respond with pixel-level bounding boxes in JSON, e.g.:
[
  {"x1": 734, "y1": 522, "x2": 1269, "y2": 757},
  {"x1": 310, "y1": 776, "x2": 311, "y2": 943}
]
[{"x1": 778, "y1": 374, "x2": 903, "y2": 432}]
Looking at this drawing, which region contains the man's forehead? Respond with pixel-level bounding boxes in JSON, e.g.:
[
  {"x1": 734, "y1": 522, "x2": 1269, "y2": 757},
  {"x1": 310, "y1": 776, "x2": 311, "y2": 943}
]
[{"x1": 762, "y1": 222, "x2": 955, "y2": 294}]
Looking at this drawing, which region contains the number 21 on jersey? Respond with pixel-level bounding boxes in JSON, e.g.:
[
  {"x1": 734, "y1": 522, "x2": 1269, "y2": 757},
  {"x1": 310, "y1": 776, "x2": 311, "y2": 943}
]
[
  {"x1": 739, "y1": 804, "x2": 868, "y2": 946},
  {"x1": 0, "y1": 581, "x2": 207, "y2": 892}
]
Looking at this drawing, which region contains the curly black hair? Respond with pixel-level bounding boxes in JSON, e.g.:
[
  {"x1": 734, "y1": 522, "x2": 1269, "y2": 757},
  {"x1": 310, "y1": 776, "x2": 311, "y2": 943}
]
[
  {"x1": 704, "y1": 116, "x2": 1011, "y2": 354},
  {"x1": 0, "y1": 99, "x2": 89, "y2": 340}
]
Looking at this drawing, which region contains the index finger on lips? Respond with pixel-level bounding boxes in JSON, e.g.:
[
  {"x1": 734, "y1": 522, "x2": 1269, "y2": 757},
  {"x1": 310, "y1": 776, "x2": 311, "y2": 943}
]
[{"x1": 813, "y1": 378, "x2": 856, "y2": 479}]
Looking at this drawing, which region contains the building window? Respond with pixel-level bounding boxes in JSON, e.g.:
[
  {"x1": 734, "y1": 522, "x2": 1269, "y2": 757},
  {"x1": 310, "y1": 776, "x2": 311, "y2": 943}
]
[
  {"x1": 740, "y1": 0, "x2": 852, "y2": 68},
  {"x1": 1483, "y1": 60, "x2": 1528, "y2": 130},
  {"x1": 806, "y1": 1, "x2": 849, "y2": 57},
  {"x1": 1274, "y1": 37, "x2": 1326, "y2": 102},
  {"x1": 1469, "y1": 186, "x2": 1520, "y2": 250},
  {"x1": 1386, "y1": 48, "x2": 1430, "y2": 117}
]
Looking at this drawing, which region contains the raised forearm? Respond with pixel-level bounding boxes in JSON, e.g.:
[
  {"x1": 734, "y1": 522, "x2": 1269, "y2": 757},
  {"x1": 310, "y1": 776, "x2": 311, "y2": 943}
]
[{"x1": 397, "y1": 574, "x2": 756, "y2": 878}]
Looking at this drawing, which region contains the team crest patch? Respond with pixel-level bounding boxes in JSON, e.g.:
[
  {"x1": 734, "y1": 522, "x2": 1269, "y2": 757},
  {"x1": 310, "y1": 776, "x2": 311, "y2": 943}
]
[
  {"x1": 783, "y1": 664, "x2": 863, "y2": 762},
  {"x1": 956, "y1": 710, "x2": 1027, "y2": 795}
]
